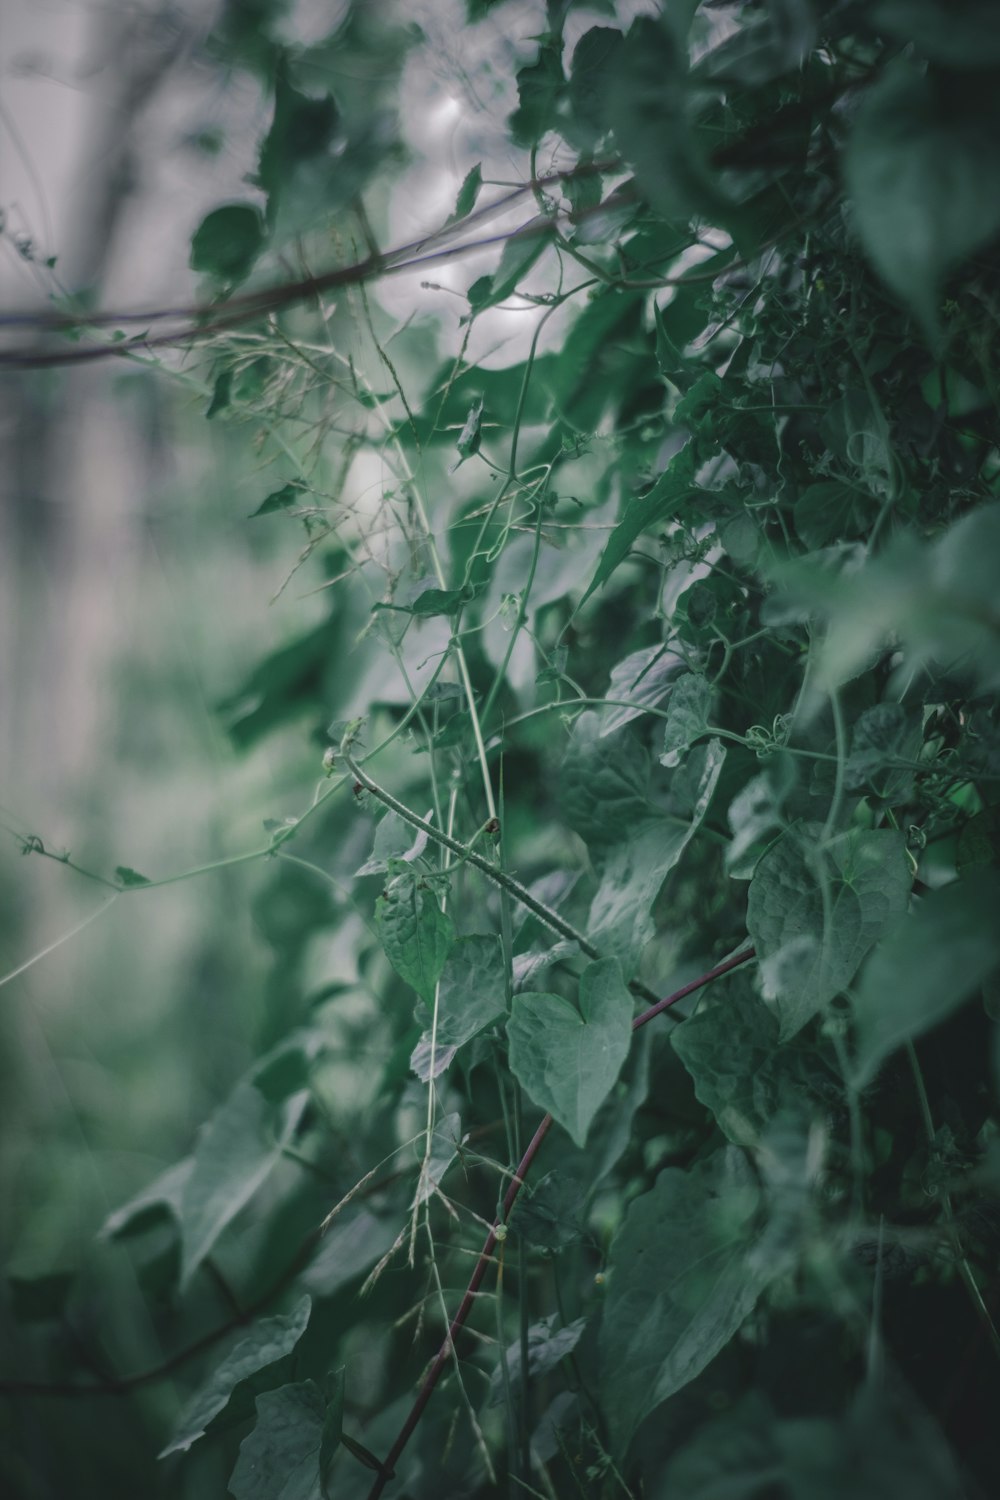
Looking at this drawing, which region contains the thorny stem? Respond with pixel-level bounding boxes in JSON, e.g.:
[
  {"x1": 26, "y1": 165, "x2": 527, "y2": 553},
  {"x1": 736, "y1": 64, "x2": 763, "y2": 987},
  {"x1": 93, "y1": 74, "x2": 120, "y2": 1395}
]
[{"x1": 363, "y1": 946, "x2": 756, "y2": 1498}]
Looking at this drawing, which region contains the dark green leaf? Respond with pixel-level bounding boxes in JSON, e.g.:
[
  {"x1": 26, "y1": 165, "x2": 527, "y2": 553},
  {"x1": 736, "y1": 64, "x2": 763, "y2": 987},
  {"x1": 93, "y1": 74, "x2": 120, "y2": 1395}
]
[
  {"x1": 249, "y1": 483, "x2": 304, "y2": 518},
  {"x1": 844, "y1": 62, "x2": 1000, "y2": 336},
  {"x1": 851, "y1": 873, "x2": 1000, "y2": 1087},
  {"x1": 579, "y1": 449, "x2": 698, "y2": 604},
  {"x1": 747, "y1": 827, "x2": 913, "y2": 1039},
  {"x1": 601, "y1": 1151, "x2": 771, "y2": 1450},
  {"x1": 447, "y1": 162, "x2": 483, "y2": 225},
  {"x1": 487, "y1": 1314, "x2": 586, "y2": 1407},
  {"x1": 229, "y1": 1380, "x2": 331, "y2": 1500},
  {"x1": 559, "y1": 712, "x2": 651, "y2": 850},
  {"x1": 190, "y1": 203, "x2": 266, "y2": 284},
  {"x1": 468, "y1": 222, "x2": 552, "y2": 311},
  {"x1": 179, "y1": 1075, "x2": 310, "y2": 1289},
  {"x1": 160, "y1": 1296, "x2": 311, "y2": 1456},
  {"x1": 588, "y1": 741, "x2": 726, "y2": 970}
]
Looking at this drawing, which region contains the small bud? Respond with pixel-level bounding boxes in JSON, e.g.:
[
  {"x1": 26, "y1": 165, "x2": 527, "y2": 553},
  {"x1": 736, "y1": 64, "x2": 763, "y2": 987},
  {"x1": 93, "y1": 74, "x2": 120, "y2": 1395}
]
[
  {"x1": 485, "y1": 817, "x2": 500, "y2": 837},
  {"x1": 322, "y1": 747, "x2": 337, "y2": 776},
  {"x1": 353, "y1": 781, "x2": 364, "y2": 797},
  {"x1": 494, "y1": 1223, "x2": 508, "y2": 1243}
]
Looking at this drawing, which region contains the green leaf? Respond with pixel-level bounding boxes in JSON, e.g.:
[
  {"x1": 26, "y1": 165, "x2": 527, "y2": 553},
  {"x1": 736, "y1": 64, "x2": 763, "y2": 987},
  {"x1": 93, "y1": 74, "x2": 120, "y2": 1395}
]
[
  {"x1": 672, "y1": 975, "x2": 830, "y2": 1148},
  {"x1": 410, "y1": 934, "x2": 507, "y2": 1081},
  {"x1": 746, "y1": 827, "x2": 913, "y2": 1039},
  {"x1": 508, "y1": 37, "x2": 565, "y2": 148},
  {"x1": 372, "y1": 581, "x2": 485, "y2": 618},
  {"x1": 600, "y1": 644, "x2": 682, "y2": 737},
  {"x1": 179, "y1": 1076, "x2": 310, "y2": 1289},
  {"x1": 8, "y1": 1269, "x2": 75, "y2": 1324},
  {"x1": 844, "y1": 702, "x2": 921, "y2": 800},
  {"x1": 249, "y1": 483, "x2": 304, "y2": 518},
  {"x1": 355, "y1": 810, "x2": 428, "y2": 878},
  {"x1": 467, "y1": 222, "x2": 552, "y2": 311},
  {"x1": 725, "y1": 759, "x2": 796, "y2": 881},
  {"x1": 101, "y1": 1156, "x2": 193, "y2": 1239},
  {"x1": 375, "y1": 872, "x2": 455, "y2": 1002},
  {"x1": 659, "y1": 674, "x2": 713, "y2": 769},
  {"x1": 566, "y1": 26, "x2": 623, "y2": 149},
  {"x1": 507, "y1": 1168, "x2": 588, "y2": 1251},
  {"x1": 229, "y1": 1377, "x2": 343, "y2": 1500},
  {"x1": 446, "y1": 162, "x2": 482, "y2": 224},
  {"x1": 160, "y1": 1296, "x2": 311, "y2": 1457},
  {"x1": 600, "y1": 1151, "x2": 770, "y2": 1451},
  {"x1": 487, "y1": 1313, "x2": 586, "y2": 1407},
  {"x1": 605, "y1": 17, "x2": 748, "y2": 248},
  {"x1": 301, "y1": 1211, "x2": 399, "y2": 1299},
  {"x1": 851, "y1": 873, "x2": 1000, "y2": 1088},
  {"x1": 770, "y1": 504, "x2": 1000, "y2": 699},
  {"x1": 451, "y1": 397, "x2": 484, "y2": 467},
  {"x1": 587, "y1": 741, "x2": 726, "y2": 970},
  {"x1": 844, "y1": 62, "x2": 1000, "y2": 337},
  {"x1": 559, "y1": 712, "x2": 651, "y2": 851},
  {"x1": 872, "y1": 0, "x2": 1000, "y2": 70},
  {"x1": 190, "y1": 203, "x2": 266, "y2": 284},
  {"x1": 507, "y1": 958, "x2": 633, "y2": 1147},
  {"x1": 114, "y1": 865, "x2": 151, "y2": 887},
  {"x1": 793, "y1": 481, "x2": 873, "y2": 550},
  {"x1": 256, "y1": 67, "x2": 340, "y2": 224},
  {"x1": 579, "y1": 449, "x2": 697, "y2": 605}
]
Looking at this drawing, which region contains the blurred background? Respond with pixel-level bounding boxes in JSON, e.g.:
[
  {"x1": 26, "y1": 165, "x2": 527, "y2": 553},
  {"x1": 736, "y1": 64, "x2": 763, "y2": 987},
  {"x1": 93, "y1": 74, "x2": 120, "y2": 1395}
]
[{"x1": 0, "y1": 0, "x2": 545, "y2": 1283}]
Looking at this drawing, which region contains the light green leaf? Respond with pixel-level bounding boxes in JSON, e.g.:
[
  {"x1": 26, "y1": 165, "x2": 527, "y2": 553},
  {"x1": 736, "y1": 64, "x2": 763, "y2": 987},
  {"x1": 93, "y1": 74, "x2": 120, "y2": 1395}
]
[
  {"x1": 600, "y1": 644, "x2": 682, "y2": 737},
  {"x1": 355, "y1": 810, "x2": 428, "y2": 878},
  {"x1": 180, "y1": 1078, "x2": 310, "y2": 1290},
  {"x1": 725, "y1": 759, "x2": 796, "y2": 881},
  {"x1": 659, "y1": 674, "x2": 713, "y2": 768},
  {"x1": 301, "y1": 1211, "x2": 399, "y2": 1298},
  {"x1": 600, "y1": 1151, "x2": 769, "y2": 1450},
  {"x1": 844, "y1": 61, "x2": 1000, "y2": 336},
  {"x1": 375, "y1": 872, "x2": 455, "y2": 1002},
  {"x1": 746, "y1": 828, "x2": 912, "y2": 1039},
  {"x1": 507, "y1": 958, "x2": 633, "y2": 1147},
  {"x1": 412, "y1": 1111, "x2": 464, "y2": 1206},
  {"x1": 101, "y1": 1155, "x2": 193, "y2": 1240},
  {"x1": 851, "y1": 873, "x2": 1000, "y2": 1088},
  {"x1": 160, "y1": 1296, "x2": 311, "y2": 1457},
  {"x1": 410, "y1": 934, "x2": 507, "y2": 1081},
  {"x1": 588, "y1": 741, "x2": 726, "y2": 969}
]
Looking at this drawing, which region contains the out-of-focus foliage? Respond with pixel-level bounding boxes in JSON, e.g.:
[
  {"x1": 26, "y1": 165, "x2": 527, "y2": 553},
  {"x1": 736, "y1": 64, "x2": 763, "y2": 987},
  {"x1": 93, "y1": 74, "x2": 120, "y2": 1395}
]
[{"x1": 4, "y1": 1, "x2": 1000, "y2": 1497}]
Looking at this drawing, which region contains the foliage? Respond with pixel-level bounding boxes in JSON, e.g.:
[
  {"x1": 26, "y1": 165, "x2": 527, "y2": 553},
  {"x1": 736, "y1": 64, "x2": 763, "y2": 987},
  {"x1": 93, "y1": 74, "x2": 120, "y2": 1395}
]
[{"x1": 4, "y1": 1, "x2": 1000, "y2": 1497}]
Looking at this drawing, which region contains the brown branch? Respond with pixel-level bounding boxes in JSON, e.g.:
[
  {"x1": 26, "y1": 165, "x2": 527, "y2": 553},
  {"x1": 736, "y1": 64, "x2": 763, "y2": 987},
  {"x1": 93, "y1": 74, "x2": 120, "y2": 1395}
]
[{"x1": 364, "y1": 945, "x2": 757, "y2": 1498}]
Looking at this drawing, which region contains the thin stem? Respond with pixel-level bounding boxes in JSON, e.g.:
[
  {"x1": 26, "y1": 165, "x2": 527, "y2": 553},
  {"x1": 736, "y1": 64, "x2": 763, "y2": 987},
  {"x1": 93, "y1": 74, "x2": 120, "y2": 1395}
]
[{"x1": 363, "y1": 946, "x2": 757, "y2": 1498}]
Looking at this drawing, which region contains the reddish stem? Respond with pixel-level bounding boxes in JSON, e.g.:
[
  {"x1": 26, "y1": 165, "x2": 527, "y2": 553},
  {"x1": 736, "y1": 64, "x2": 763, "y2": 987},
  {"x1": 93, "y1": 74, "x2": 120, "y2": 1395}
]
[{"x1": 365, "y1": 946, "x2": 756, "y2": 1497}]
